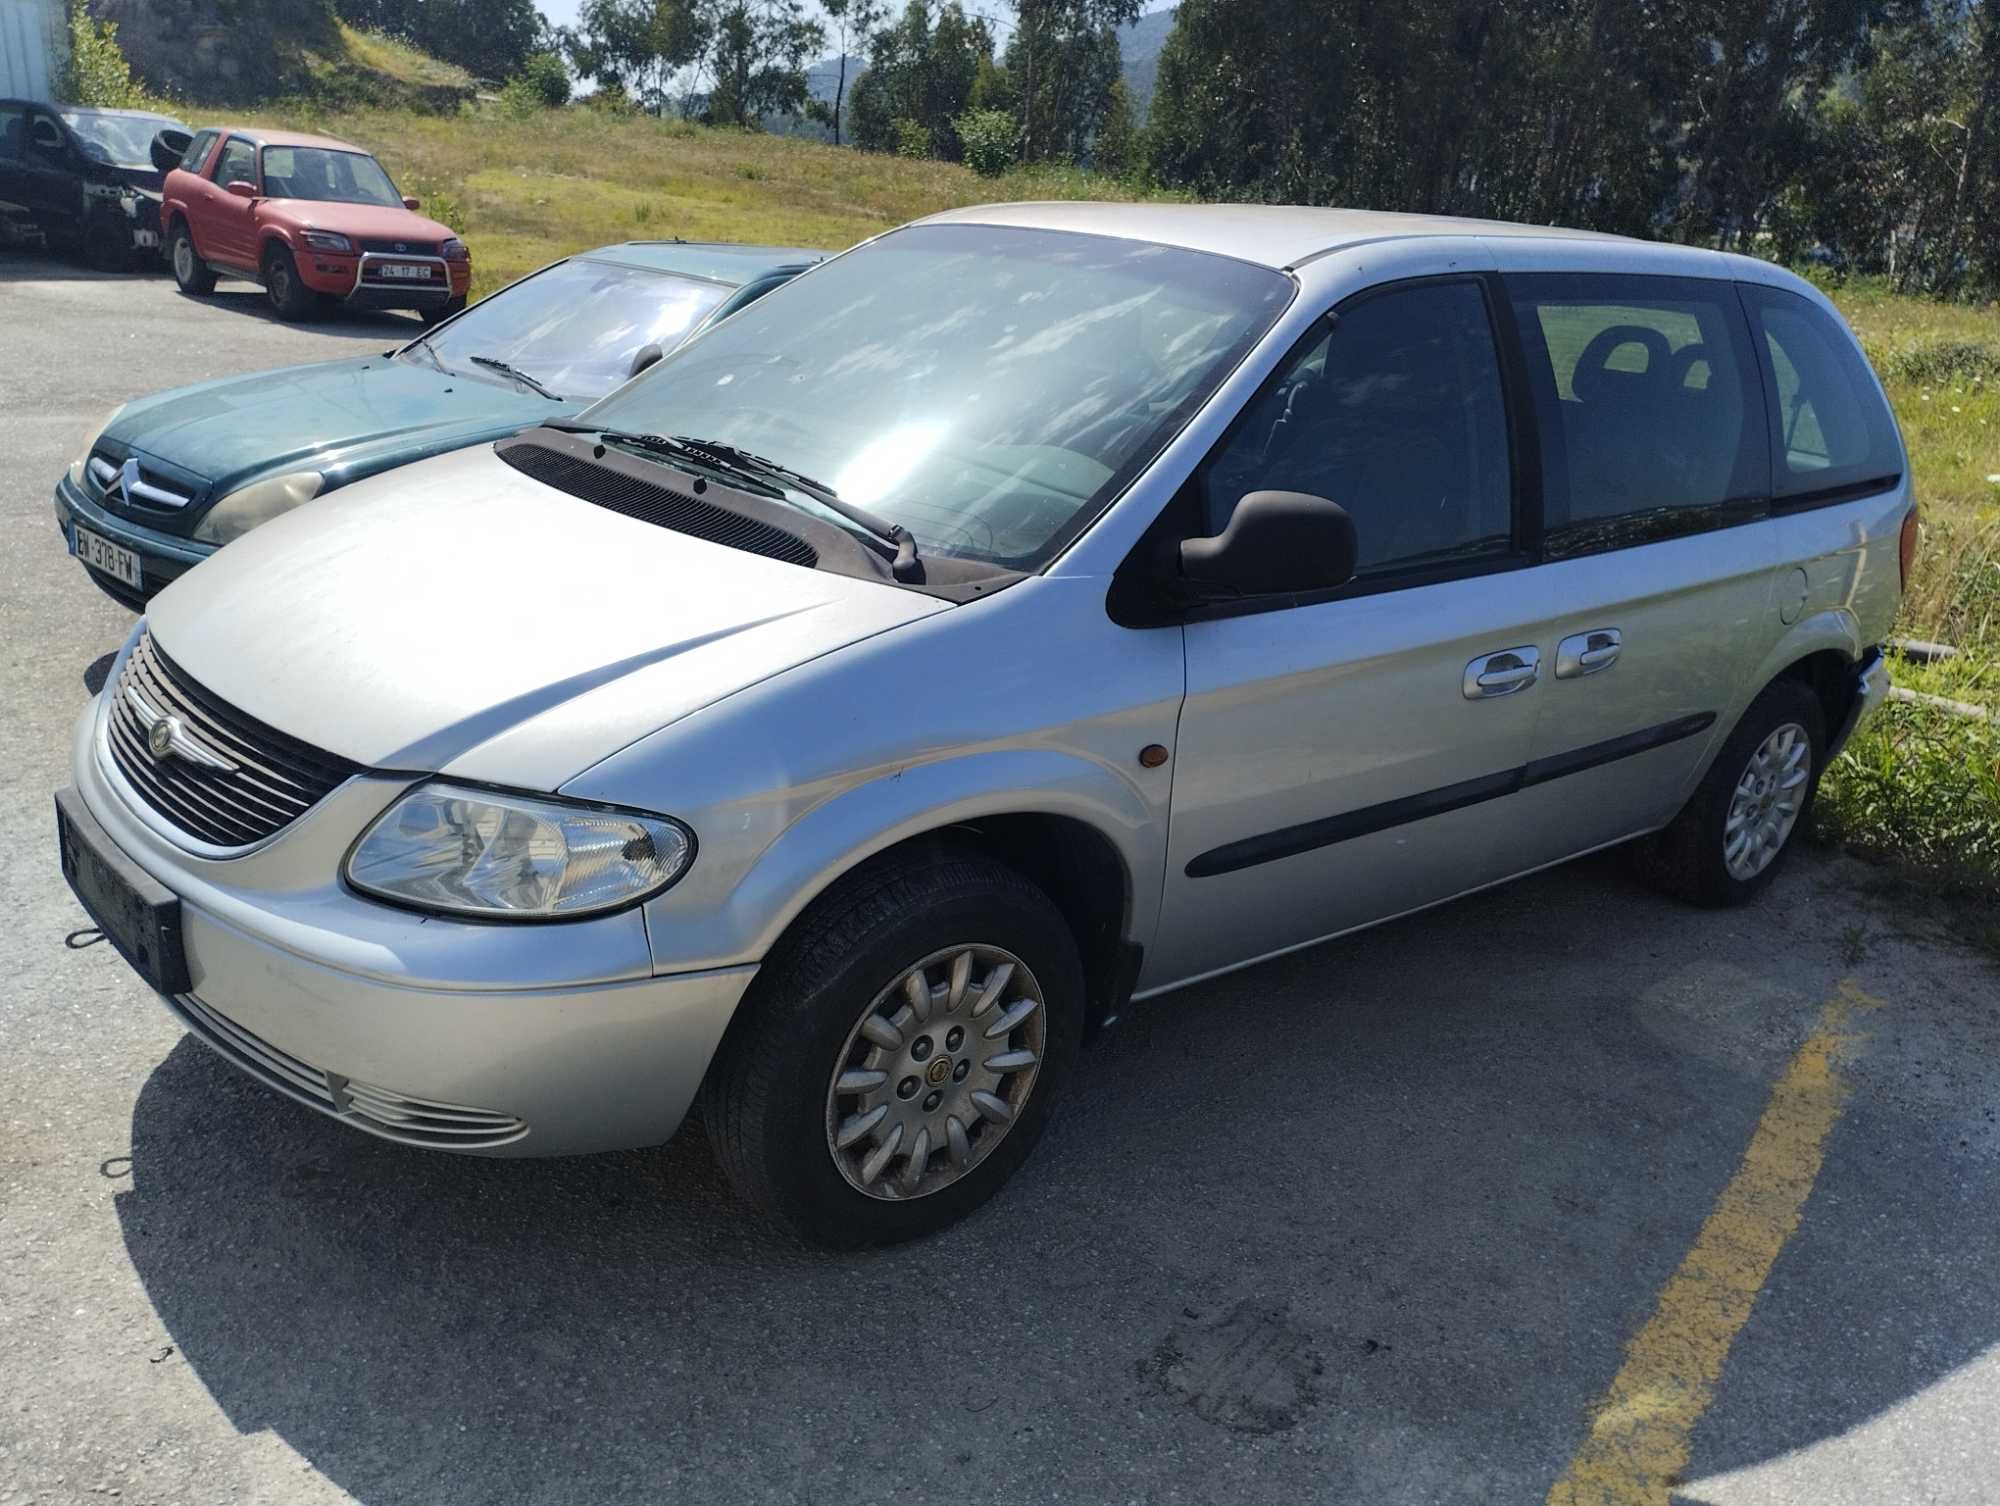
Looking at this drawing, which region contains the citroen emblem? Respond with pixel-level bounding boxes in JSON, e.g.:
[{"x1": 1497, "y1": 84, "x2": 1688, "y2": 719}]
[
  {"x1": 119, "y1": 456, "x2": 140, "y2": 508},
  {"x1": 147, "y1": 715, "x2": 177, "y2": 759}
]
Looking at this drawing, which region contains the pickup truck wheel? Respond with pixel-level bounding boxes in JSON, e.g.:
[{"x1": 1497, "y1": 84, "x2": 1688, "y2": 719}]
[
  {"x1": 169, "y1": 223, "x2": 215, "y2": 294},
  {"x1": 263, "y1": 245, "x2": 321, "y2": 321},
  {"x1": 703, "y1": 844, "x2": 1083, "y2": 1248},
  {"x1": 1634, "y1": 679, "x2": 1825, "y2": 908}
]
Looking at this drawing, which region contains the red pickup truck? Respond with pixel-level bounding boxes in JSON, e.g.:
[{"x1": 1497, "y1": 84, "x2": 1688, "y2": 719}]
[{"x1": 161, "y1": 126, "x2": 470, "y2": 322}]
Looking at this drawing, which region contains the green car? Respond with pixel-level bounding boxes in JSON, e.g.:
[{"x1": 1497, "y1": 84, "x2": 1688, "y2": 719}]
[{"x1": 55, "y1": 240, "x2": 822, "y2": 608}]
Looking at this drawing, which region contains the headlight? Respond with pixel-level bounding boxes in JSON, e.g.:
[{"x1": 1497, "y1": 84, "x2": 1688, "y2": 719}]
[
  {"x1": 68, "y1": 404, "x2": 124, "y2": 488},
  {"x1": 302, "y1": 230, "x2": 353, "y2": 254},
  {"x1": 191, "y1": 470, "x2": 323, "y2": 545},
  {"x1": 345, "y1": 783, "x2": 693, "y2": 919},
  {"x1": 442, "y1": 237, "x2": 468, "y2": 260}
]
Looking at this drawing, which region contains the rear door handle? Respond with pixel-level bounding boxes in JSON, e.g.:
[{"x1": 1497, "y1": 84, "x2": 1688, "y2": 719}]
[
  {"x1": 1556, "y1": 628, "x2": 1623, "y2": 679},
  {"x1": 1463, "y1": 646, "x2": 1541, "y2": 699}
]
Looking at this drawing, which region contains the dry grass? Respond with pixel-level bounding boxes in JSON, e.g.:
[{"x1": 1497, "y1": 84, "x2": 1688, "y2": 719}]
[{"x1": 330, "y1": 25, "x2": 475, "y2": 92}]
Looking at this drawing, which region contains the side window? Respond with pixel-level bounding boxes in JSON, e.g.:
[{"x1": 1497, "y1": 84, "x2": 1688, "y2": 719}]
[
  {"x1": 1507, "y1": 274, "x2": 1766, "y2": 549},
  {"x1": 0, "y1": 105, "x2": 24, "y2": 161},
  {"x1": 1741, "y1": 285, "x2": 1902, "y2": 500},
  {"x1": 1201, "y1": 280, "x2": 1514, "y2": 577},
  {"x1": 180, "y1": 129, "x2": 217, "y2": 173},
  {"x1": 213, "y1": 137, "x2": 257, "y2": 188}
]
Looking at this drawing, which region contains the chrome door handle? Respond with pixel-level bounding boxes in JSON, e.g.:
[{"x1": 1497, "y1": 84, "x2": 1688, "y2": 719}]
[
  {"x1": 1556, "y1": 628, "x2": 1623, "y2": 679},
  {"x1": 1463, "y1": 646, "x2": 1541, "y2": 699}
]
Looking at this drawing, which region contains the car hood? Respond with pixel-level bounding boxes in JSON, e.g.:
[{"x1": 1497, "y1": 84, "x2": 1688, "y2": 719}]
[
  {"x1": 110, "y1": 356, "x2": 558, "y2": 505},
  {"x1": 144, "y1": 445, "x2": 946, "y2": 791},
  {"x1": 266, "y1": 201, "x2": 456, "y2": 244}
]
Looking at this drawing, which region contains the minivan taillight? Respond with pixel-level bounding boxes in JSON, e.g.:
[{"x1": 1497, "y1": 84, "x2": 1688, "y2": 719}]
[{"x1": 1899, "y1": 504, "x2": 1919, "y2": 593}]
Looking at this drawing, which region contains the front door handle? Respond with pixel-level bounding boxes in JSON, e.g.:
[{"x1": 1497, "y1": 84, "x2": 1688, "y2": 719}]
[
  {"x1": 1463, "y1": 646, "x2": 1542, "y2": 699},
  {"x1": 1556, "y1": 628, "x2": 1623, "y2": 679}
]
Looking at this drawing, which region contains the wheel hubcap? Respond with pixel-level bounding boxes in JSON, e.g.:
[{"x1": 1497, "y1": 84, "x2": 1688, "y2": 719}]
[
  {"x1": 174, "y1": 239, "x2": 191, "y2": 280},
  {"x1": 1724, "y1": 721, "x2": 1810, "y2": 880},
  {"x1": 824, "y1": 944, "x2": 1045, "y2": 1201}
]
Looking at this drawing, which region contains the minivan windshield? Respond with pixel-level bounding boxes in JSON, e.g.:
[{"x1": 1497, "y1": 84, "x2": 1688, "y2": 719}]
[
  {"x1": 60, "y1": 110, "x2": 183, "y2": 165},
  {"x1": 409, "y1": 258, "x2": 732, "y2": 400},
  {"x1": 259, "y1": 146, "x2": 401, "y2": 207},
  {"x1": 580, "y1": 223, "x2": 1294, "y2": 568}
]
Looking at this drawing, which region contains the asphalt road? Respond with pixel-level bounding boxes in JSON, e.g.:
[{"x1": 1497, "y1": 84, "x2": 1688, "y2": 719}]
[{"x1": 5, "y1": 251, "x2": 2000, "y2": 1506}]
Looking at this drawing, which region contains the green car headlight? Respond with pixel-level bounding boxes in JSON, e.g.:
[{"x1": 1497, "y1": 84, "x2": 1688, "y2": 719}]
[
  {"x1": 345, "y1": 783, "x2": 694, "y2": 920},
  {"x1": 192, "y1": 470, "x2": 324, "y2": 545}
]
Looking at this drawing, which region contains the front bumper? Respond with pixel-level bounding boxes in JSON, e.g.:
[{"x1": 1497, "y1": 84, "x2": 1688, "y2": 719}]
[
  {"x1": 299, "y1": 251, "x2": 469, "y2": 306},
  {"x1": 54, "y1": 472, "x2": 212, "y2": 610},
  {"x1": 1828, "y1": 646, "x2": 1890, "y2": 758},
  {"x1": 67, "y1": 681, "x2": 755, "y2": 1157}
]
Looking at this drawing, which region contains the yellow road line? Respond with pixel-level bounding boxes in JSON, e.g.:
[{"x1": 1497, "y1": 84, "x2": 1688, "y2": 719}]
[{"x1": 1547, "y1": 978, "x2": 1883, "y2": 1506}]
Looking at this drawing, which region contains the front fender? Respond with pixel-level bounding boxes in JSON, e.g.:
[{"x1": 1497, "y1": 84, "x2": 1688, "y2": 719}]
[{"x1": 635, "y1": 746, "x2": 1165, "y2": 974}]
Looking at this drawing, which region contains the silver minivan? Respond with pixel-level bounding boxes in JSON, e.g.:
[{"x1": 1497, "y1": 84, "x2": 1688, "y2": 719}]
[{"x1": 58, "y1": 204, "x2": 1910, "y2": 1245}]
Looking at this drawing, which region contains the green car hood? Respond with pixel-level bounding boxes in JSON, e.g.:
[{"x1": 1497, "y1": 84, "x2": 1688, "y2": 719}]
[{"x1": 105, "y1": 355, "x2": 565, "y2": 515}]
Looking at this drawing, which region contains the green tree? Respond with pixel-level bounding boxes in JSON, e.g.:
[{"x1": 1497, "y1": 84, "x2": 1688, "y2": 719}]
[
  {"x1": 1005, "y1": 0, "x2": 1139, "y2": 163},
  {"x1": 848, "y1": 0, "x2": 994, "y2": 159},
  {"x1": 57, "y1": 1, "x2": 152, "y2": 109},
  {"x1": 562, "y1": 0, "x2": 710, "y2": 112},
  {"x1": 700, "y1": 0, "x2": 825, "y2": 127},
  {"x1": 818, "y1": 0, "x2": 887, "y2": 145},
  {"x1": 335, "y1": 0, "x2": 547, "y2": 81}
]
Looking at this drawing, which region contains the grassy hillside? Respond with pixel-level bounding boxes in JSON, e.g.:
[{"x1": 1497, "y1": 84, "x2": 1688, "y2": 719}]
[{"x1": 192, "y1": 100, "x2": 2000, "y2": 892}]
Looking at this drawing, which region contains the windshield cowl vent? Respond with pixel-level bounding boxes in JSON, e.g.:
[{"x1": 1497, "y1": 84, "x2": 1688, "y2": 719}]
[{"x1": 495, "y1": 439, "x2": 819, "y2": 570}]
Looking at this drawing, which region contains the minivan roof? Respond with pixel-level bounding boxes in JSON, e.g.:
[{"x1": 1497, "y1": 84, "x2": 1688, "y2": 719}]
[{"x1": 921, "y1": 201, "x2": 1637, "y2": 270}]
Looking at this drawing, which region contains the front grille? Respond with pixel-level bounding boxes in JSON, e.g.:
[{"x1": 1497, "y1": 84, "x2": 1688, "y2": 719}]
[
  {"x1": 169, "y1": 993, "x2": 528, "y2": 1148},
  {"x1": 358, "y1": 237, "x2": 440, "y2": 255},
  {"x1": 107, "y1": 631, "x2": 360, "y2": 849},
  {"x1": 498, "y1": 440, "x2": 820, "y2": 569},
  {"x1": 88, "y1": 451, "x2": 192, "y2": 511}
]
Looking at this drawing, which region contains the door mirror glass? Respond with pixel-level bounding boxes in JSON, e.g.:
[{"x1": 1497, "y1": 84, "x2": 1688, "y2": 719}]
[
  {"x1": 224, "y1": 179, "x2": 258, "y2": 199},
  {"x1": 402, "y1": 195, "x2": 421, "y2": 211},
  {"x1": 1181, "y1": 490, "x2": 1358, "y2": 597}
]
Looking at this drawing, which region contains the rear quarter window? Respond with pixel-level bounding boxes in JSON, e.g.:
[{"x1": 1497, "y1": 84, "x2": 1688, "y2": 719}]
[
  {"x1": 180, "y1": 129, "x2": 217, "y2": 173},
  {"x1": 1740, "y1": 284, "x2": 1902, "y2": 502}
]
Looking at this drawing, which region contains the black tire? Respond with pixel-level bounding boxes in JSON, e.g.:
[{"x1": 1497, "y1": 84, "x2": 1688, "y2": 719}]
[
  {"x1": 1634, "y1": 678, "x2": 1826, "y2": 908},
  {"x1": 169, "y1": 221, "x2": 215, "y2": 294},
  {"x1": 81, "y1": 213, "x2": 130, "y2": 273},
  {"x1": 703, "y1": 843, "x2": 1084, "y2": 1248},
  {"x1": 425, "y1": 295, "x2": 467, "y2": 325},
  {"x1": 263, "y1": 244, "x2": 320, "y2": 321}
]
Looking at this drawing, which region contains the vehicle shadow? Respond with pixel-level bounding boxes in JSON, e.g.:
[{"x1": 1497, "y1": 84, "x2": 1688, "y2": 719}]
[
  {"x1": 166, "y1": 284, "x2": 428, "y2": 337},
  {"x1": 114, "y1": 850, "x2": 2000, "y2": 1504}
]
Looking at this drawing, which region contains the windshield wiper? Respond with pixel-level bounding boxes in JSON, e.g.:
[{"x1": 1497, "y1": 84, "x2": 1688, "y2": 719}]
[
  {"x1": 541, "y1": 422, "x2": 922, "y2": 581},
  {"x1": 470, "y1": 355, "x2": 561, "y2": 401}
]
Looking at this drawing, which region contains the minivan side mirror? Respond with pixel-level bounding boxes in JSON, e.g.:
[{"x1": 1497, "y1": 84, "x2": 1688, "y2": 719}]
[
  {"x1": 403, "y1": 195, "x2": 421, "y2": 211},
  {"x1": 225, "y1": 179, "x2": 258, "y2": 199},
  {"x1": 628, "y1": 342, "x2": 665, "y2": 378},
  {"x1": 1180, "y1": 490, "x2": 1359, "y2": 597},
  {"x1": 29, "y1": 119, "x2": 63, "y2": 155}
]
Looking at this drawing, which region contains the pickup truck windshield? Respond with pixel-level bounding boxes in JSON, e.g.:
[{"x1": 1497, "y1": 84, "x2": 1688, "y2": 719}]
[
  {"x1": 579, "y1": 223, "x2": 1294, "y2": 569},
  {"x1": 259, "y1": 146, "x2": 401, "y2": 207},
  {"x1": 409, "y1": 259, "x2": 732, "y2": 400},
  {"x1": 60, "y1": 110, "x2": 183, "y2": 166}
]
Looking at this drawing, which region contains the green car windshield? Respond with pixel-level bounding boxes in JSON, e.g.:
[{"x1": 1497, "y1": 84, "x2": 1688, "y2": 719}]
[
  {"x1": 578, "y1": 223, "x2": 1295, "y2": 569},
  {"x1": 408, "y1": 259, "x2": 734, "y2": 401},
  {"x1": 61, "y1": 110, "x2": 183, "y2": 166}
]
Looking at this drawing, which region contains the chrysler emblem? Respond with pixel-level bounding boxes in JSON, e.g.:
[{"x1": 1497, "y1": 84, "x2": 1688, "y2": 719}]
[
  {"x1": 119, "y1": 456, "x2": 141, "y2": 508},
  {"x1": 124, "y1": 685, "x2": 238, "y2": 773},
  {"x1": 147, "y1": 715, "x2": 177, "y2": 758}
]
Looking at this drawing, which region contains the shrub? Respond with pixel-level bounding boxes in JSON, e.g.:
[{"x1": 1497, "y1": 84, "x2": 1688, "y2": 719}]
[
  {"x1": 582, "y1": 82, "x2": 639, "y2": 115},
  {"x1": 516, "y1": 52, "x2": 571, "y2": 108},
  {"x1": 892, "y1": 117, "x2": 932, "y2": 159},
  {"x1": 955, "y1": 108, "x2": 1017, "y2": 177},
  {"x1": 57, "y1": 2, "x2": 153, "y2": 110},
  {"x1": 401, "y1": 174, "x2": 467, "y2": 234}
]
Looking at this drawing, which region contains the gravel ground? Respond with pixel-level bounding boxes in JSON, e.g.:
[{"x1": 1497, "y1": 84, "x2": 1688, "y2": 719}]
[{"x1": 4, "y1": 252, "x2": 2000, "y2": 1506}]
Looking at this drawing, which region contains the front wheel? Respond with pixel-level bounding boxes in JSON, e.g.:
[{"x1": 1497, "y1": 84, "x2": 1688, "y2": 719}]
[
  {"x1": 169, "y1": 222, "x2": 215, "y2": 294},
  {"x1": 1634, "y1": 679, "x2": 1826, "y2": 907},
  {"x1": 424, "y1": 295, "x2": 467, "y2": 325},
  {"x1": 703, "y1": 845, "x2": 1083, "y2": 1247},
  {"x1": 263, "y1": 244, "x2": 322, "y2": 321}
]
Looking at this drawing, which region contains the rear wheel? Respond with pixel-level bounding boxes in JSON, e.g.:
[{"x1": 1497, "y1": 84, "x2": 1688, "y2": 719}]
[
  {"x1": 1634, "y1": 679, "x2": 1825, "y2": 907},
  {"x1": 263, "y1": 244, "x2": 322, "y2": 321},
  {"x1": 703, "y1": 844, "x2": 1083, "y2": 1247},
  {"x1": 169, "y1": 222, "x2": 215, "y2": 294}
]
